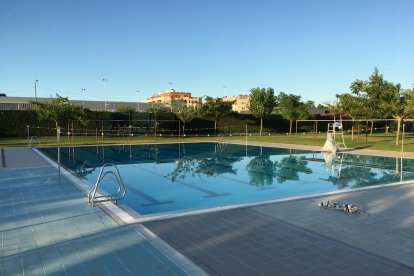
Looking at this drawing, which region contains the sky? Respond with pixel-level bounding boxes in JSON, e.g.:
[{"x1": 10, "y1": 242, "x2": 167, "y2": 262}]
[{"x1": 1, "y1": 0, "x2": 414, "y2": 104}]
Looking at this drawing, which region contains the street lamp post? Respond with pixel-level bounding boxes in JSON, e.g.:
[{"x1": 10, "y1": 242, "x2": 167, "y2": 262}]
[
  {"x1": 81, "y1": 88, "x2": 86, "y2": 108},
  {"x1": 102, "y1": 78, "x2": 108, "y2": 111},
  {"x1": 35, "y1": 80, "x2": 38, "y2": 101},
  {"x1": 223, "y1": 85, "x2": 228, "y2": 98},
  {"x1": 136, "y1": 90, "x2": 140, "y2": 112}
]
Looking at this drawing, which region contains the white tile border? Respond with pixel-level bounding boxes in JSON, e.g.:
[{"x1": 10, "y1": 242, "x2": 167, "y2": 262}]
[{"x1": 33, "y1": 148, "x2": 135, "y2": 224}]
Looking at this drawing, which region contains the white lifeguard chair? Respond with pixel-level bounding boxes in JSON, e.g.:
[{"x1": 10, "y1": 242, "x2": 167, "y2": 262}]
[{"x1": 322, "y1": 113, "x2": 346, "y2": 152}]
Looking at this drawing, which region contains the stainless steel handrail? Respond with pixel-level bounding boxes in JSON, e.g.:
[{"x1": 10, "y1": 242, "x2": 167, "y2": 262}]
[
  {"x1": 28, "y1": 136, "x2": 41, "y2": 148},
  {"x1": 88, "y1": 163, "x2": 126, "y2": 206}
]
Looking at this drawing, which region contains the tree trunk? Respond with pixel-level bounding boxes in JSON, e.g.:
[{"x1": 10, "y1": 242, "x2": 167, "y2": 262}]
[
  {"x1": 289, "y1": 119, "x2": 293, "y2": 135},
  {"x1": 260, "y1": 118, "x2": 263, "y2": 136},
  {"x1": 395, "y1": 117, "x2": 402, "y2": 146},
  {"x1": 357, "y1": 123, "x2": 360, "y2": 140},
  {"x1": 365, "y1": 120, "x2": 368, "y2": 142},
  {"x1": 370, "y1": 121, "x2": 374, "y2": 135},
  {"x1": 214, "y1": 120, "x2": 217, "y2": 136},
  {"x1": 183, "y1": 123, "x2": 186, "y2": 138}
]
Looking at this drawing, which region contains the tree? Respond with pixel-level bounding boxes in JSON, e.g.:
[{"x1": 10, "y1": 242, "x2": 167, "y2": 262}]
[
  {"x1": 32, "y1": 94, "x2": 86, "y2": 131},
  {"x1": 351, "y1": 67, "x2": 395, "y2": 137},
  {"x1": 248, "y1": 87, "x2": 276, "y2": 136},
  {"x1": 351, "y1": 68, "x2": 414, "y2": 145},
  {"x1": 172, "y1": 99, "x2": 199, "y2": 137},
  {"x1": 336, "y1": 93, "x2": 367, "y2": 140},
  {"x1": 384, "y1": 87, "x2": 414, "y2": 145},
  {"x1": 277, "y1": 92, "x2": 308, "y2": 135},
  {"x1": 200, "y1": 97, "x2": 234, "y2": 135}
]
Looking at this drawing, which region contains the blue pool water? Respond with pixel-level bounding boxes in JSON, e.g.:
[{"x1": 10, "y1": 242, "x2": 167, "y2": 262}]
[{"x1": 40, "y1": 143, "x2": 414, "y2": 215}]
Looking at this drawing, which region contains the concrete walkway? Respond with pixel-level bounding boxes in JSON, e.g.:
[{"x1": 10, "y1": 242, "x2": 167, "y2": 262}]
[
  {"x1": 146, "y1": 208, "x2": 413, "y2": 275},
  {"x1": 252, "y1": 184, "x2": 414, "y2": 269},
  {"x1": 227, "y1": 140, "x2": 414, "y2": 158}
]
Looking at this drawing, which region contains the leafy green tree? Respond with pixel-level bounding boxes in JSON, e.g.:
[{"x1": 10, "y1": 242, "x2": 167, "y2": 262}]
[
  {"x1": 172, "y1": 99, "x2": 199, "y2": 136},
  {"x1": 351, "y1": 68, "x2": 414, "y2": 145},
  {"x1": 277, "y1": 92, "x2": 308, "y2": 135},
  {"x1": 248, "y1": 87, "x2": 276, "y2": 136},
  {"x1": 384, "y1": 87, "x2": 414, "y2": 145},
  {"x1": 336, "y1": 93, "x2": 368, "y2": 140},
  {"x1": 351, "y1": 67, "x2": 393, "y2": 136},
  {"x1": 32, "y1": 94, "x2": 86, "y2": 131},
  {"x1": 200, "y1": 97, "x2": 234, "y2": 135},
  {"x1": 323, "y1": 100, "x2": 342, "y2": 114}
]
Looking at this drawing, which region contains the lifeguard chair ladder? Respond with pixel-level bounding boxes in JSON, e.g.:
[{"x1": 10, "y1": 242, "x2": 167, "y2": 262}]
[{"x1": 327, "y1": 114, "x2": 346, "y2": 149}]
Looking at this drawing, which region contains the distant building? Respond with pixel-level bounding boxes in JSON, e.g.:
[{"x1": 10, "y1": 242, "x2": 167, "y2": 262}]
[
  {"x1": 223, "y1": 95, "x2": 250, "y2": 113},
  {"x1": 144, "y1": 89, "x2": 201, "y2": 107},
  {"x1": 308, "y1": 107, "x2": 325, "y2": 116},
  {"x1": 0, "y1": 96, "x2": 167, "y2": 112}
]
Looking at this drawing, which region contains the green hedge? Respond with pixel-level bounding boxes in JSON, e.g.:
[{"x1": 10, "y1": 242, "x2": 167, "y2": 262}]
[{"x1": 0, "y1": 110, "x2": 302, "y2": 138}]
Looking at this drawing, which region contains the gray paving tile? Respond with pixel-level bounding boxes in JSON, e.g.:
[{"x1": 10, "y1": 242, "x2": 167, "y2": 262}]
[
  {"x1": 252, "y1": 185, "x2": 414, "y2": 270},
  {"x1": 146, "y1": 208, "x2": 414, "y2": 276},
  {"x1": 0, "y1": 148, "x2": 192, "y2": 276}
]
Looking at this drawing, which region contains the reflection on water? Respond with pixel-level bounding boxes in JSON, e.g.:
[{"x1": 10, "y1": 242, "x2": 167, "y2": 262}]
[
  {"x1": 319, "y1": 152, "x2": 404, "y2": 189},
  {"x1": 40, "y1": 142, "x2": 414, "y2": 190},
  {"x1": 246, "y1": 154, "x2": 278, "y2": 187},
  {"x1": 38, "y1": 142, "x2": 414, "y2": 215},
  {"x1": 274, "y1": 155, "x2": 313, "y2": 184},
  {"x1": 246, "y1": 154, "x2": 313, "y2": 186}
]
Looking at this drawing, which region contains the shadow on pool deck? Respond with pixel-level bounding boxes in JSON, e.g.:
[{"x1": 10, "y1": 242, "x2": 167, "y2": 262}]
[
  {"x1": 2, "y1": 147, "x2": 414, "y2": 275},
  {"x1": 0, "y1": 148, "x2": 196, "y2": 275}
]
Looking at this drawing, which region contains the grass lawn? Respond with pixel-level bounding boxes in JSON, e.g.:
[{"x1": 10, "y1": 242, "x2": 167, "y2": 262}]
[{"x1": 1, "y1": 131, "x2": 413, "y2": 152}]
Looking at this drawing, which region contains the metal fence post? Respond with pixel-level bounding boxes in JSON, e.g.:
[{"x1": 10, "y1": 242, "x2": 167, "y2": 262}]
[
  {"x1": 27, "y1": 125, "x2": 30, "y2": 147},
  {"x1": 400, "y1": 124, "x2": 405, "y2": 182},
  {"x1": 57, "y1": 127, "x2": 61, "y2": 185},
  {"x1": 245, "y1": 124, "x2": 248, "y2": 144}
]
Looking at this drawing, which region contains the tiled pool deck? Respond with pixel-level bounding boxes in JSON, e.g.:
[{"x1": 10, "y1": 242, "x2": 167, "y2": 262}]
[{"x1": 2, "y1": 144, "x2": 414, "y2": 275}]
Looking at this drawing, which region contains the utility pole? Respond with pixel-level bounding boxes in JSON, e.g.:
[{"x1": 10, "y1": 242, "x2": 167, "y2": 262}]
[
  {"x1": 35, "y1": 79, "x2": 38, "y2": 101},
  {"x1": 81, "y1": 88, "x2": 86, "y2": 108},
  {"x1": 102, "y1": 78, "x2": 108, "y2": 111},
  {"x1": 136, "y1": 90, "x2": 140, "y2": 112},
  {"x1": 223, "y1": 85, "x2": 228, "y2": 98}
]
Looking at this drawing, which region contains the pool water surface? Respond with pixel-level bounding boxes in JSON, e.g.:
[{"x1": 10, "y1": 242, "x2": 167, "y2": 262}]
[{"x1": 39, "y1": 142, "x2": 414, "y2": 215}]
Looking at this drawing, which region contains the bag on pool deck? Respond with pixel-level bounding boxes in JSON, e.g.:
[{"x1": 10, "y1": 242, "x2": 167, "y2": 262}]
[{"x1": 318, "y1": 200, "x2": 369, "y2": 216}]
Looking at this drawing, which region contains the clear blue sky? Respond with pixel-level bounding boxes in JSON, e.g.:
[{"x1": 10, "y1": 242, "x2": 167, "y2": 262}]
[{"x1": 1, "y1": 0, "x2": 413, "y2": 104}]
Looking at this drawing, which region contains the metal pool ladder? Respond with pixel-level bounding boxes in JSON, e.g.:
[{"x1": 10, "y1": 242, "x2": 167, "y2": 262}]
[
  {"x1": 88, "y1": 163, "x2": 126, "y2": 206},
  {"x1": 28, "y1": 136, "x2": 41, "y2": 148}
]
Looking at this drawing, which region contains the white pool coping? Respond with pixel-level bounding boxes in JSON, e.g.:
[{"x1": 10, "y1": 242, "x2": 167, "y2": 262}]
[{"x1": 33, "y1": 148, "x2": 136, "y2": 224}]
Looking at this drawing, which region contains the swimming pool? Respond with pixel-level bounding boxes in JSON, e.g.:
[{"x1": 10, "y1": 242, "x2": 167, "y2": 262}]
[{"x1": 39, "y1": 142, "x2": 414, "y2": 216}]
